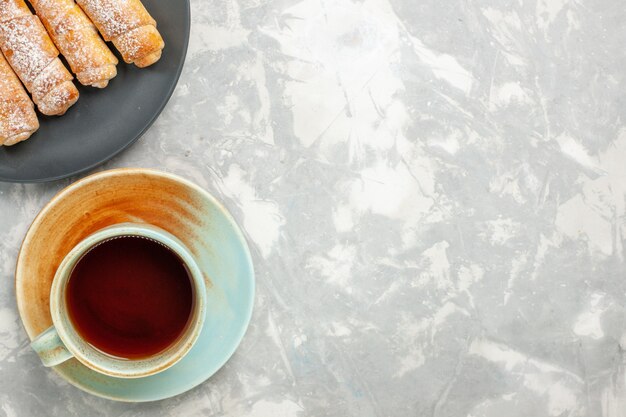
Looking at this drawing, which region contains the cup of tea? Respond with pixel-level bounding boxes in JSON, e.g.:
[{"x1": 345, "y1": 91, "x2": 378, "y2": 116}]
[{"x1": 30, "y1": 223, "x2": 207, "y2": 378}]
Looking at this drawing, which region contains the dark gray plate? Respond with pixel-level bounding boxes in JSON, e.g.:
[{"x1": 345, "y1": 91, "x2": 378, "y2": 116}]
[{"x1": 0, "y1": 0, "x2": 190, "y2": 183}]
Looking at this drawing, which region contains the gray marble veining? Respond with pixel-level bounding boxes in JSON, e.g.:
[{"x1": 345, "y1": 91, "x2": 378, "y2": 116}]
[{"x1": 1, "y1": 0, "x2": 626, "y2": 415}]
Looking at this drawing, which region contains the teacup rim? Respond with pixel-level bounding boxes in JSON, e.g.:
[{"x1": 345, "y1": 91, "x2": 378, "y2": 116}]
[{"x1": 49, "y1": 222, "x2": 207, "y2": 378}]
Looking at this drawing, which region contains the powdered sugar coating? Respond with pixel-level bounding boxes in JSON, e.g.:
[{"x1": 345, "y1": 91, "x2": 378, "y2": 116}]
[
  {"x1": 76, "y1": 0, "x2": 147, "y2": 40},
  {"x1": 76, "y1": 0, "x2": 163, "y2": 66},
  {"x1": 0, "y1": 16, "x2": 57, "y2": 89},
  {"x1": 30, "y1": 58, "x2": 72, "y2": 101},
  {"x1": 37, "y1": 79, "x2": 78, "y2": 115},
  {"x1": 0, "y1": 0, "x2": 29, "y2": 24},
  {"x1": 0, "y1": 51, "x2": 38, "y2": 145},
  {"x1": 30, "y1": 0, "x2": 118, "y2": 87},
  {"x1": 0, "y1": 0, "x2": 78, "y2": 115},
  {"x1": 113, "y1": 24, "x2": 162, "y2": 62}
]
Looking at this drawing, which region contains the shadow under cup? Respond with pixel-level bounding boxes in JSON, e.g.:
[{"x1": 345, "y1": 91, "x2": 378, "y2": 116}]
[{"x1": 31, "y1": 223, "x2": 207, "y2": 378}]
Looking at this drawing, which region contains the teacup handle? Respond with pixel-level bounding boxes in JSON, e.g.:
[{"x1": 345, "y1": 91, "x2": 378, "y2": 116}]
[{"x1": 30, "y1": 326, "x2": 73, "y2": 367}]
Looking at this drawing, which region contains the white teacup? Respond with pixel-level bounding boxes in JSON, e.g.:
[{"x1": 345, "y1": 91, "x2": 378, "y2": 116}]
[{"x1": 30, "y1": 223, "x2": 207, "y2": 379}]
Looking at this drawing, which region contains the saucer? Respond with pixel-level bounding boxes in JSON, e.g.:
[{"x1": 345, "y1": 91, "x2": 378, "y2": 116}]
[{"x1": 15, "y1": 168, "x2": 255, "y2": 401}]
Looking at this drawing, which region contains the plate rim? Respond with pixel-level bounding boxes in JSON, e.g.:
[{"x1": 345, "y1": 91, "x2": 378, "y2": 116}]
[
  {"x1": 0, "y1": 0, "x2": 191, "y2": 184},
  {"x1": 15, "y1": 168, "x2": 256, "y2": 401}
]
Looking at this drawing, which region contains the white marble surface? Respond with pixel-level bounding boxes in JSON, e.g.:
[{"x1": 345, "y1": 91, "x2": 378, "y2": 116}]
[{"x1": 2, "y1": 0, "x2": 626, "y2": 415}]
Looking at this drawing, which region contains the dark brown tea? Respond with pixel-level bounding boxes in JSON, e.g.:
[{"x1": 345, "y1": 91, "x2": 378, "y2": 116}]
[{"x1": 66, "y1": 236, "x2": 193, "y2": 359}]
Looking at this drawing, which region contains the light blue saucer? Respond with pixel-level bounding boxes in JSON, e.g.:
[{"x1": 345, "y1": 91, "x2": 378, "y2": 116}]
[{"x1": 15, "y1": 169, "x2": 255, "y2": 401}]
